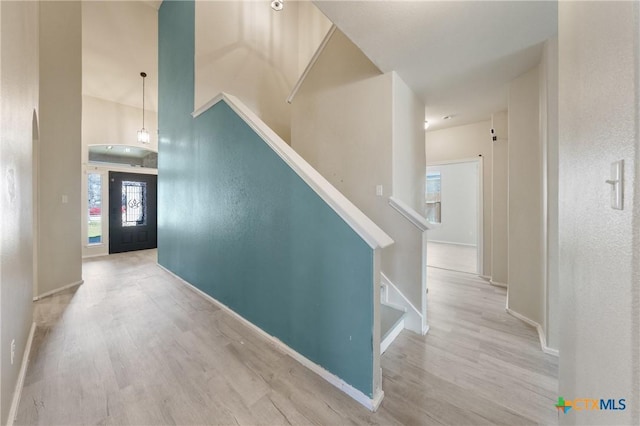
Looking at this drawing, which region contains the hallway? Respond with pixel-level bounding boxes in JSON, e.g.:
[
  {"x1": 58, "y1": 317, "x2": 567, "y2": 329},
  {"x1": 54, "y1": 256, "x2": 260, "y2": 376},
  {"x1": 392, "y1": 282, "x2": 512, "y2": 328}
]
[
  {"x1": 426, "y1": 242, "x2": 478, "y2": 274},
  {"x1": 15, "y1": 252, "x2": 557, "y2": 425}
]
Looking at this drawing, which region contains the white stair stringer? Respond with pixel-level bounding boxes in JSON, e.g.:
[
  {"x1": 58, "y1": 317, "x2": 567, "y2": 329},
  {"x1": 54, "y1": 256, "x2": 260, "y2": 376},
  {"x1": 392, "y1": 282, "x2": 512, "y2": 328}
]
[
  {"x1": 381, "y1": 272, "x2": 428, "y2": 335},
  {"x1": 380, "y1": 303, "x2": 405, "y2": 354}
]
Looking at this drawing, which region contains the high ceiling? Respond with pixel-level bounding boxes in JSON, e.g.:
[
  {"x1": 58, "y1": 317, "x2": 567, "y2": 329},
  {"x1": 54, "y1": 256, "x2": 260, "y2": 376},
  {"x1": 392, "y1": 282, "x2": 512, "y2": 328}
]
[
  {"x1": 82, "y1": 1, "x2": 557, "y2": 129},
  {"x1": 82, "y1": 1, "x2": 159, "y2": 111},
  {"x1": 314, "y1": 1, "x2": 558, "y2": 130}
]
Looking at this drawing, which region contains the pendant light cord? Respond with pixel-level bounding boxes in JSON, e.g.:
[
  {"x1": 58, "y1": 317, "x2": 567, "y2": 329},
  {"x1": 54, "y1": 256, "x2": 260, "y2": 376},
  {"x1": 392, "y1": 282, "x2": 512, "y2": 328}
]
[{"x1": 141, "y1": 71, "x2": 147, "y2": 129}]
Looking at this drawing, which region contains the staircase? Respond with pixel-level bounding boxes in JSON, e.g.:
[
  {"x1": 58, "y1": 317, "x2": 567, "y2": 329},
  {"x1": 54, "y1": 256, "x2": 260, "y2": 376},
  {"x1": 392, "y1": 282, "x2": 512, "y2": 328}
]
[{"x1": 380, "y1": 303, "x2": 406, "y2": 354}]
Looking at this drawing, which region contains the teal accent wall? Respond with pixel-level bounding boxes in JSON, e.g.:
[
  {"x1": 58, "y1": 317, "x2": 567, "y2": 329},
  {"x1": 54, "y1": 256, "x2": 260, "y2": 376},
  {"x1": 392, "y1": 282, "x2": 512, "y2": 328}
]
[{"x1": 158, "y1": 1, "x2": 374, "y2": 397}]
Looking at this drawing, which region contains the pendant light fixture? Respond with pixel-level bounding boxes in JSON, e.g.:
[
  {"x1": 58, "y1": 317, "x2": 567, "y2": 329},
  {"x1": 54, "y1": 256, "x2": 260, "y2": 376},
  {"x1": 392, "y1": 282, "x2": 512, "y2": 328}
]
[
  {"x1": 137, "y1": 72, "x2": 150, "y2": 144},
  {"x1": 271, "y1": 0, "x2": 283, "y2": 11}
]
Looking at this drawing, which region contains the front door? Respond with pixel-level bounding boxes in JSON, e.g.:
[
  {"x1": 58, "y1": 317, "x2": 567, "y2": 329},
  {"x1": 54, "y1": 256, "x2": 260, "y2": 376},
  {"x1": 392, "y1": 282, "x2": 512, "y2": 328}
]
[{"x1": 109, "y1": 172, "x2": 157, "y2": 253}]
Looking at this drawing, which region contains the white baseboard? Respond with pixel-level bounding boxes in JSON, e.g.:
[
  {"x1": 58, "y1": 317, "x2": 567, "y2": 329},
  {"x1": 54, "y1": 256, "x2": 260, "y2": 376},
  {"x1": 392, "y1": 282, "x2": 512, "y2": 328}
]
[
  {"x1": 541, "y1": 343, "x2": 559, "y2": 356},
  {"x1": 428, "y1": 240, "x2": 477, "y2": 248},
  {"x1": 82, "y1": 252, "x2": 109, "y2": 259},
  {"x1": 157, "y1": 263, "x2": 383, "y2": 411},
  {"x1": 7, "y1": 322, "x2": 36, "y2": 426},
  {"x1": 479, "y1": 275, "x2": 491, "y2": 281},
  {"x1": 489, "y1": 279, "x2": 508, "y2": 288},
  {"x1": 426, "y1": 265, "x2": 480, "y2": 276},
  {"x1": 33, "y1": 280, "x2": 84, "y2": 301},
  {"x1": 505, "y1": 308, "x2": 559, "y2": 357},
  {"x1": 380, "y1": 300, "x2": 406, "y2": 313},
  {"x1": 380, "y1": 317, "x2": 404, "y2": 355},
  {"x1": 371, "y1": 388, "x2": 384, "y2": 411},
  {"x1": 381, "y1": 273, "x2": 426, "y2": 335}
]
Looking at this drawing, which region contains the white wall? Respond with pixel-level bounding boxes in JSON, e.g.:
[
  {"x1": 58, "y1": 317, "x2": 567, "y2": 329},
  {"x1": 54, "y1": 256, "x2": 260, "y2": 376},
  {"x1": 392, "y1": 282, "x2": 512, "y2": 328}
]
[
  {"x1": 36, "y1": 1, "x2": 83, "y2": 297},
  {"x1": 297, "y1": 0, "x2": 333, "y2": 76},
  {"x1": 82, "y1": 0, "x2": 158, "y2": 112},
  {"x1": 493, "y1": 39, "x2": 558, "y2": 354},
  {"x1": 425, "y1": 120, "x2": 493, "y2": 275},
  {"x1": 390, "y1": 72, "x2": 427, "y2": 331},
  {"x1": 540, "y1": 37, "x2": 559, "y2": 351},
  {"x1": 0, "y1": 1, "x2": 38, "y2": 421},
  {"x1": 392, "y1": 72, "x2": 426, "y2": 213},
  {"x1": 81, "y1": 1, "x2": 159, "y2": 154},
  {"x1": 491, "y1": 111, "x2": 508, "y2": 285},
  {"x1": 427, "y1": 162, "x2": 479, "y2": 246},
  {"x1": 195, "y1": 0, "x2": 331, "y2": 143},
  {"x1": 291, "y1": 30, "x2": 426, "y2": 332},
  {"x1": 292, "y1": 29, "x2": 391, "y2": 210},
  {"x1": 82, "y1": 95, "x2": 158, "y2": 158},
  {"x1": 507, "y1": 65, "x2": 544, "y2": 329},
  {"x1": 559, "y1": 2, "x2": 639, "y2": 424}
]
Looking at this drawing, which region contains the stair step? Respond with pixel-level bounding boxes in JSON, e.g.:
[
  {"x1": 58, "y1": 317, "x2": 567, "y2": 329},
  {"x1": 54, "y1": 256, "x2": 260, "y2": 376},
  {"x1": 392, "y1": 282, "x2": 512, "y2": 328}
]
[{"x1": 381, "y1": 303, "x2": 405, "y2": 354}]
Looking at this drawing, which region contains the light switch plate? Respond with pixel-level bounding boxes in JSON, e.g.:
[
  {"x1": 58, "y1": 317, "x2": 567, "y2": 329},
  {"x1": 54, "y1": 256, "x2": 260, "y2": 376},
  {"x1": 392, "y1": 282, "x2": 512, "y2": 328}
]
[
  {"x1": 376, "y1": 185, "x2": 383, "y2": 196},
  {"x1": 607, "y1": 160, "x2": 624, "y2": 210}
]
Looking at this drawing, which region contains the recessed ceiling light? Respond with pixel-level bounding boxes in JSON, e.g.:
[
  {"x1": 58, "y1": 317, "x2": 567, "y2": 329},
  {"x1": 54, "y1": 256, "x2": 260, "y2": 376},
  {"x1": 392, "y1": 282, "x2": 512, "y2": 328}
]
[
  {"x1": 442, "y1": 115, "x2": 453, "y2": 120},
  {"x1": 106, "y1": 145, "x2": 113, "y2": 150},
  {"x1": 271, "y1": 0, "x2": 283, "y2": 11},
  {"x1": 424, "y1": 121, "x2": 430, "y2": 130}
]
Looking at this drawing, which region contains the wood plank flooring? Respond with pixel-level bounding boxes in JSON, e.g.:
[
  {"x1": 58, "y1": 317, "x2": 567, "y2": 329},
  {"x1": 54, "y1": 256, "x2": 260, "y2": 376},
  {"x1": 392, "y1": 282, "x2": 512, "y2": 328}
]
[
  {"x1": 15, "y1": 251, "x2": 557, "y2": 425},
  {"x1": 427, "y1": 242, "x2": 478, "y2": 274}
]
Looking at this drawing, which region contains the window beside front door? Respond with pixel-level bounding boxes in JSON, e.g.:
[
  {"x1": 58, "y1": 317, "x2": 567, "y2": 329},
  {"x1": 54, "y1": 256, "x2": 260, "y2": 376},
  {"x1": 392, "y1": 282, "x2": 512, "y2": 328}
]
[{"x1": 87, "y1": 173, "x2": 102, "y2": 244}]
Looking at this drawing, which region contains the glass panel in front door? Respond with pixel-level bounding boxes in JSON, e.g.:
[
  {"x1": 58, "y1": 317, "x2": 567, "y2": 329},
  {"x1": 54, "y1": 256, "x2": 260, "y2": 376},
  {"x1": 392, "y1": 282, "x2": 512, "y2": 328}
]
[{"x1": 122, "y1": 181, "x2": 147, "y2": 227}]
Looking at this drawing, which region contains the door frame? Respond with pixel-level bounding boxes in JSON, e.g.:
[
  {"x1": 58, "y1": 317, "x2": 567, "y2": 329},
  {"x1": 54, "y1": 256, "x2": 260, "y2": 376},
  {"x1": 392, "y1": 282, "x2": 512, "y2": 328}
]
[
  {"x1": 81, "y1": 164, "x2": 157, "y2": 258},
  {"x1": 108, "y1": 171, "x2": 158, "y2": 254},
  {"x1": 426, "y1": 156, "x2": 484, "y2": 275}
]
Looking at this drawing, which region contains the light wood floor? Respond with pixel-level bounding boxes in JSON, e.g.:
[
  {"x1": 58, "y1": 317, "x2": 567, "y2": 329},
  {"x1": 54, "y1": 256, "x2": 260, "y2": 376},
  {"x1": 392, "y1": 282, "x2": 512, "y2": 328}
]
[
  {"x1": 427, "y1": 241, "x2": 478, "y2": 274},
  {"x1": 15, "y1": 250, "x2": 558, "y2": 425}
]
